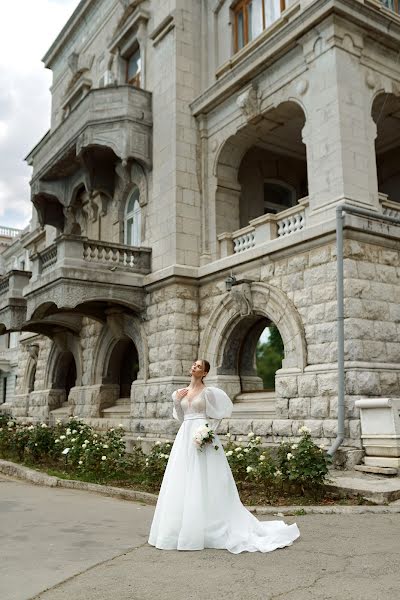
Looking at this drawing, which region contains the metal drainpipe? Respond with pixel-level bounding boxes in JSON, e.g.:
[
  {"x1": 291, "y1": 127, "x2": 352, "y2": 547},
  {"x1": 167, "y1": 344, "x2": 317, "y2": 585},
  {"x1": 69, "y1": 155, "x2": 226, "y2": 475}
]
[{"x1": 328, "y1": 203, "x2": 400, "y2": 456}]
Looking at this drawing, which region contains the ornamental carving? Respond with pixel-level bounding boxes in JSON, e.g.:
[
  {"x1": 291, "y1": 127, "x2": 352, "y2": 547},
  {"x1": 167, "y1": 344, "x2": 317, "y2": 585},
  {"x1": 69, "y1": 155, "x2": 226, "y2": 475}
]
[{"x1": 237, "y1": 84, "x2": 261, "y2": 122}]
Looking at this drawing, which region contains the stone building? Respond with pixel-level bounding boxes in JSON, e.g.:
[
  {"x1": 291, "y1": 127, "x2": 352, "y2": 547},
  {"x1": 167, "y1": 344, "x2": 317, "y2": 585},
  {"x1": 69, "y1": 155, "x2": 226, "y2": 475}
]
[{"x1": 1, "y1": 0, "x2": 400, "y2": 466}]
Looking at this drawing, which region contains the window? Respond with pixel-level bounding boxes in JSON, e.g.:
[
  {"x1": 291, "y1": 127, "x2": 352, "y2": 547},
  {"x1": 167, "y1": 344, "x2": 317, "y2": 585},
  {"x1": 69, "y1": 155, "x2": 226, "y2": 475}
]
[
  {"x1": 126, "y1": 47, "x2": 141, "y2": 87},
  {"x1": 264, "y1": 181, "x2": 295, "y2": 214},
  {"x1": 233, "y1": 0, "x2": 286, "y2": 52},
  {"x1": 124, "y1": 187, "x2": 141, "y2": 246},
  {"x1": 381, "y1": 1, "x2": 400, "y2": 14}
]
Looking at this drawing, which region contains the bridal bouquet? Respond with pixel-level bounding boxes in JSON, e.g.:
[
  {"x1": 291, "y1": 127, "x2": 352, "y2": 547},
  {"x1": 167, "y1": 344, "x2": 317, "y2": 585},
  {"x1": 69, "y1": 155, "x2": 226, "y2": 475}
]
[{"x1": 193, "y1": 423, "x2": 219, "y2": 452}]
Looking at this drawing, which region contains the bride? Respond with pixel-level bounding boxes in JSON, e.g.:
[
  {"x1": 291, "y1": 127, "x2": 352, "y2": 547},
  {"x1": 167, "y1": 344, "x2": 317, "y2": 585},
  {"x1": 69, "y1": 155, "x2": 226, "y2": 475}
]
[{"x1": 148, "y1": 359, "x2": 300, "y2": 553}]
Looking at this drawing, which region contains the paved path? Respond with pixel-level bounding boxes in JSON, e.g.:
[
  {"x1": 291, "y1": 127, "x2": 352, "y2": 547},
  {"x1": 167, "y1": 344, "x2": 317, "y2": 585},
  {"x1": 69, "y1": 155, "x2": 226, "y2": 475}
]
[{"x1": 1, "y1": 474, "x2": 399, "y2": 600}]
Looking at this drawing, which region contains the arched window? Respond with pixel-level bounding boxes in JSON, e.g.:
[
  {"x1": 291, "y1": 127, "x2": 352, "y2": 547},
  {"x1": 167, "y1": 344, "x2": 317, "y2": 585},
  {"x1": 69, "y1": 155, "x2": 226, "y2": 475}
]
[{"x1": 124, "y1": 187, "x2": 141, "y2": 246}]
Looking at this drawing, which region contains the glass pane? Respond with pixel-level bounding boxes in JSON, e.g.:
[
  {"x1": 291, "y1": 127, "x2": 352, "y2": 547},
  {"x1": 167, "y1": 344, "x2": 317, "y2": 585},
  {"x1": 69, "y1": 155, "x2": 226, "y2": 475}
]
[
  {"x1": 248, "y1": 2, "x2": 253, "y2": 41},
  {"x1": 237, "y1": 10, "x2": 245, "y2": 49},
  {"x1": 250, "y1": 0, "x2": 264, "y2": 39},
  {"x1": 127, "y1": 198, "x2": 135, "y2": 214},
  {"x1": 133, "y1": 211, "x2": 141, "y2": 246},
  {"x1": 127, "y1": 49, "x2": 141, "y2": 81},
  {"x1": 265, "y1": 0, "x2": 282, "y2": 26},
  {"x1": 127, "y1": 218, "x2": 133, "y2": 245}
]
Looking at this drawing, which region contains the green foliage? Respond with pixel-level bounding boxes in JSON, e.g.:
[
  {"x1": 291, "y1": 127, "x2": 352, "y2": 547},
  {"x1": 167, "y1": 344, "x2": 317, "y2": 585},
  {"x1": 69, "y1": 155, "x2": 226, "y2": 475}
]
[
  {"x1": 256, "y1": 325, "x2": 284, "y2": 389},
  {"x1": 0, "y1": 417, "x2": 331, "y2": 500}
]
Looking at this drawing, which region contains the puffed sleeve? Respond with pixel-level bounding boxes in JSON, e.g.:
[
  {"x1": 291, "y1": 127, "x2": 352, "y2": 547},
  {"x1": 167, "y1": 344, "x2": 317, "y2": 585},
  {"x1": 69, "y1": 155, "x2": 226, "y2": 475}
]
[
  {"x1": 172, "y1": 391, "x2": 184, "y2": 423},
  {"x1": 205, "y1": 387, "x2": 233, "y2": 430}
]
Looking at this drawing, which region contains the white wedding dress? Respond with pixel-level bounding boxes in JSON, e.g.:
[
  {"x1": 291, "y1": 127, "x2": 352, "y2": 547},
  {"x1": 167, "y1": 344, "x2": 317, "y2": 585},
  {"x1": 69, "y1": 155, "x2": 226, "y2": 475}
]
[{"x1": 148, "y1": 386, "x2": 300, "y2": 553}]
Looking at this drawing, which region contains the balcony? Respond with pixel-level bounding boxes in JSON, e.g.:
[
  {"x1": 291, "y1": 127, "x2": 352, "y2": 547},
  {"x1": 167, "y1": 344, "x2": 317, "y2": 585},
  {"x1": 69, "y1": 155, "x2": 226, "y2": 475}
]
[
  {"x1": 0, "y1": 270, "x2": 32, "y2": 333},
  {"x1": 27, "y1": 85, "x2": 153, "y2": 182},
  {"x1": 24, "y1": 235, "x2": 151, "y2": 325},
  {"x1": 218, "y1": 197, "x2": 309, "y2": 258}
]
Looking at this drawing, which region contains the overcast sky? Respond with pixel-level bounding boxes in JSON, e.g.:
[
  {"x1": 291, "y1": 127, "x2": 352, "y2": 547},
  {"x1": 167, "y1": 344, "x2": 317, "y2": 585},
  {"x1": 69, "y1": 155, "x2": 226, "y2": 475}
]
[{"x1": 0, "y1": 0, "x2": 81, "y2": 229}]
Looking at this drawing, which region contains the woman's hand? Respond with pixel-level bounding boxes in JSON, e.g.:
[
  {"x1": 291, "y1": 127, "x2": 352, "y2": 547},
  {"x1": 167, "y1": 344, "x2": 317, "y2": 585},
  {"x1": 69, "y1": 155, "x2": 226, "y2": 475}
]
[{"x1": 176, "y1": 388, "x2": 189, "y2": 400}]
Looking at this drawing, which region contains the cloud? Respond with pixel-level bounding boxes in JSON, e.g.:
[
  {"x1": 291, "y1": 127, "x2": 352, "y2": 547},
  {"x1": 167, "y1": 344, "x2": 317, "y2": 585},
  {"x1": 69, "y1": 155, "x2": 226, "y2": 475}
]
[{"x1": 0, "y1": 0, "x2": 80, "y2": 229}]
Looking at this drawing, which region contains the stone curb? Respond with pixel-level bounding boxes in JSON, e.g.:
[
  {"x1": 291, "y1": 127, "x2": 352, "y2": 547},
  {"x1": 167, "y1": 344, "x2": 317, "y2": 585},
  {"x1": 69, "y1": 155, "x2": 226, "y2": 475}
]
[{"x1": 2, "y1": 459, "x2": 400, "y2": 515}]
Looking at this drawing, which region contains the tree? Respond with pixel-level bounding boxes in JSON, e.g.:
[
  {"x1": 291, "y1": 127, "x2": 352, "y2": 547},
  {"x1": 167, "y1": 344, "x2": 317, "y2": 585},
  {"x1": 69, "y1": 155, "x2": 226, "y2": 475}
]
[{"x1": 256, "y1": 325, "x2": 284, "y2": 390}]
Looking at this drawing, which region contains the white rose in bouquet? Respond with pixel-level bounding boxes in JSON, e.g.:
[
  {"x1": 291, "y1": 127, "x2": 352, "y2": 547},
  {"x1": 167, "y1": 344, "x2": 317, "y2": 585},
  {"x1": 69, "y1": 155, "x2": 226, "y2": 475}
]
[{"x1": 193, "y1": 423, "x2": 219, "y2": 452}]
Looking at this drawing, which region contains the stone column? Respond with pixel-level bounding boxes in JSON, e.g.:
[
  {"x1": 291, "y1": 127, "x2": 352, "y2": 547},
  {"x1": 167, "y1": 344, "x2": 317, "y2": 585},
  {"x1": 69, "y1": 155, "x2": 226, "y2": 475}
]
[{"x1": 300, "y1": 18, "x2": 380, "y2": 223}]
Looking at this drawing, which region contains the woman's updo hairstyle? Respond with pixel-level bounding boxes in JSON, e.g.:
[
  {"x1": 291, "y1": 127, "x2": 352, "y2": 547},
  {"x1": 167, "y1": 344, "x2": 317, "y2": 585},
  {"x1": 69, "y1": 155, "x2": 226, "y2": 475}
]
[{"x1": 201, "y1": 359, "x2": 210, "y2": 381}]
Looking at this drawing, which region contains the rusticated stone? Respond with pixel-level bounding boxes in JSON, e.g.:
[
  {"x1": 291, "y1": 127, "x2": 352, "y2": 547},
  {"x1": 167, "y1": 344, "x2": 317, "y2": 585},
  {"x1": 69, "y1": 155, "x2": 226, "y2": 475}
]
[
  {"x1": 345, "y1": 371, "x2": 381, "y2": 396},
  {"x1": 288, "y1": 398, "x2": 310, "y2": 418},
  {"x1": 379, "y1": 371, "x2": 399, "y2": 394},
  {"x1": 227, "y1": 419, "x2": 252, "y2": 435},
  {"x1": 310, "y1": 397, "x2": 329, "y2": 418},
  {"x1": 252, "y1": 419, "x2": 273, "y2": 436},
  {"x1": 275, "y1": 376, "x2": 298, "y2": 398},
  {"x1": 298, "y1": 374, "x2": 318, "y2": 396},
  {"x1": 272, "y1": 419, "x2": 293, "y2": 437},
  {"x1": 317, "y1": 372, "x2": 338, "y2": 396},
  {"x1": 322, "y1": 419, "x2": 338, "y2": 438},
  {"x1": 349, "y1": 419, "x2": 361, "y2": 440},
  {"x1": 309, "y1": 247, "x2": 332, "y2": 267},
  {"x1": 275, "y1": 398, "x2": 289, "y2": 418}
]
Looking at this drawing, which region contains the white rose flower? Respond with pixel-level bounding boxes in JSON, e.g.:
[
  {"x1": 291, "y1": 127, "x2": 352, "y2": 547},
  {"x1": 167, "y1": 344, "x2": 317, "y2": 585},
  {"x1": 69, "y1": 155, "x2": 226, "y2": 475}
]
[
  {"x1": 226, "y1": 432, "x2": 231, "y2": 438},
  {"x1": 226, "y1": 450, "x2": 233, "y2": 457},
  {"x1": 234, "y1": 447, "x2": 242, "y2": 452},
  {"x1": 55, "y1": 439, "x2": 60, "y2": 444},
  {"x1": 246, "y1": 466, "x2": 253, "y2": 473},
  {"x1": 93, "y1": 434, "x2": 98, "y2": 438},
  {"x1": 165, "y1": 454, "x2": 170, "y2": 458},
  {"x1": 247, "y1": 432, "x2": 255, "y2": 438},
  {"x1": 103, "y1": 444, "x2": 109, "y2": 449},
  {"x1": 71, "y1": 438, "x2": 76, "y2": 443},
  {"x1": 41, "y1": 423, "x2": 48, "y2": 429},
  {"x1": 82, "y1": 443, "x2": 87, "y2": 449},
  {"x1": 238, "y1": 437, "x2": 243, "y2": 442},
  {"x1": 155, "y1": 441, "x2": 160, "y2": 445},
  {"x1": 60, "y1": 435, "x2": 66, "y2": 440},
  {"x1": 101, "y1": 455, "x2": 107, "y2": 461},
  {"x1": 237, "y1": 453, "x2": 243, "y2": 459},
  {"x1": 72, "y1": 430, "x2": 77, "y2": 434},
  {"x1": 319, "y1": 444, "x2": 325, "y2": 450},
  {"x1": 84, "y1": 439, "x2": 89, "y2": 444},
  {"x1": 286, "y1": 452, "x2": 293, "y2": 460},
  {"x1": 255, "y1": 436, "x2": 261, "y2": 442},
  {"x1": 243, "y1": 448, "x2": 249, "y2": 453},
  {"x1": 137, "y1": 436, "x2": 142, "y2": 441},
  {"x1": 78, "y1": 460, "x2": 83, "y2": 465},
  {"x1": 28, "y1": 425, "x2": 35, "y2": 431},
  {"x1": 62, "y1": 448, "x2": 70, "y2": 455},
  {"x1": 291, "y1": 444, "x2": 298, "y2": 450},
  {"x1": 274, "y1": 470, "x2": 282, "y2": 477},
  {"x1": 56, "y1": 419, "x2": 61, "y2": 425},
  {"x1": 259, "y1": 455, "x2": 266, "y2": 461},
  {"x1": 299, "y1": 425, "x2": 311, "y2": 434},
  {"x1": 66, "y1": 429, "x2": 71, "y2": 435},
  {"x1": 118, "y1": 424, "x2": 124, "y2": 428}
]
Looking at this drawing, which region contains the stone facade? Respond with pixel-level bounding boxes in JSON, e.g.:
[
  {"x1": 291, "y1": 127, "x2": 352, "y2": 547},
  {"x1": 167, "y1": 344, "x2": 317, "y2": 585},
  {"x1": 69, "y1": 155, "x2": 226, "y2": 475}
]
[{"x1": 0, "y1": 0, "x2": 399, "y2": 467}]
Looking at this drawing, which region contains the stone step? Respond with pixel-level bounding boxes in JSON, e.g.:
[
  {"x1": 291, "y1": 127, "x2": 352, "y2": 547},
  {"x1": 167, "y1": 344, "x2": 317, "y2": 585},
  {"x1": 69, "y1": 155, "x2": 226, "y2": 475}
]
[
  {"x1": 114, "y1": 398, "x2": 131, "y2": 406},
  {"x1": 102, "y1": 404, "x2": 131, "y2": 420},
  {"x1": 233, "y1": 392, "x2": 276, "y2": 418},
  {"x1": 354, "y1": 464, "x2": 398, "y2": 476}
]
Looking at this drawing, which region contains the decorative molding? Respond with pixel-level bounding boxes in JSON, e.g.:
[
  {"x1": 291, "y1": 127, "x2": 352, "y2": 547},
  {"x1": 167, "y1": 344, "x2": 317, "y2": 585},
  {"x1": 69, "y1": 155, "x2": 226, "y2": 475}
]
[
  {"x1": 150, "y1": 14, "x2": 175, "y2": 47},
  {"x1": 236, "y1": 83, "x2": 262, "y2": 122}
]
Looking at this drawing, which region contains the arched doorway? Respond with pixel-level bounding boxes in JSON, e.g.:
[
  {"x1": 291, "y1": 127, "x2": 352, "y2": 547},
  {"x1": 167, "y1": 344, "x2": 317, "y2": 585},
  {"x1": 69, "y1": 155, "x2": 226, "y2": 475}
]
[
  {"x1": 219, "y1": 314, "x2": 284, "y2": 418},
  {"x1": 53, "y1": 350, "x2": 77, "y2": 403},
  {"x1": 102, "y1": 338, "x2": 139, "y2": 421}
]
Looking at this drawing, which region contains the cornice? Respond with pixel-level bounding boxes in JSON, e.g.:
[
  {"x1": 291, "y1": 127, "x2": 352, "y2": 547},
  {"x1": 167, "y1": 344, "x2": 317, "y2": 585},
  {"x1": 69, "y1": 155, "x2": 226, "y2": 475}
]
[{"x1": 42, "y1": 0, "x2": 94, "y2": 68}]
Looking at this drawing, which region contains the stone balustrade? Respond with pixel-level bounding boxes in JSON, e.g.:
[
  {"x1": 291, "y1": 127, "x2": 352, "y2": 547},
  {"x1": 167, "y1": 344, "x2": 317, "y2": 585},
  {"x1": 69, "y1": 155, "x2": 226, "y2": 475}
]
[
  {"x1": 32, "y1": 235, "x2": 151, "y2": 280},
  {"x1": 379, "y1": 193, "x2": 400, "y2": 218},
  {"x1": 218, "y1": 197, "x2": 309, "y2": 258}
]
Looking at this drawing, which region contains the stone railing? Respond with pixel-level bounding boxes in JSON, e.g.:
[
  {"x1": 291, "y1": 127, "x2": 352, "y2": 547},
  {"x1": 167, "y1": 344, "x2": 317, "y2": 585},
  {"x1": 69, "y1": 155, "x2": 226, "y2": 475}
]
[
  {"x1": 32, "y1": 235, "x2": 151, "y2": 279},
  {"x1": 83, "y1": 239, "x2": 151, "y2": 272},
  {"x1": 0, "y1": 270, "x2": 31, "y2": 300},
  {"x1": 28, "y1": 85, "x2": 153, "y2": 180},
  {"x1": 379, "y1": 193, "x2": 400, "y2": 218},
  {"x1": 0, "y1": 226, "x2": 22, "y2": 238},
  {"x1": 218, "y1": 198, "x2": 309, "y2": 258}
]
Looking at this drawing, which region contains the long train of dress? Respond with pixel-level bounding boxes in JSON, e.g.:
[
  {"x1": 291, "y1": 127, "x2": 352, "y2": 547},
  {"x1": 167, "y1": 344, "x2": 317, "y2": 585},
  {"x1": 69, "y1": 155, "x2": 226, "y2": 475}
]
[{"x1": 148, "y1": 387, "x2": 300, "y2": 554}]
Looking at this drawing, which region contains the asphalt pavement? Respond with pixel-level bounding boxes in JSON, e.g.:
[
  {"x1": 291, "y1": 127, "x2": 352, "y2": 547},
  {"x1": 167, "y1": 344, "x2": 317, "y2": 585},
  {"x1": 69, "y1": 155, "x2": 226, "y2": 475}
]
[{"x1": 1, "y1": 474, "x2": 399, "y2": 600}]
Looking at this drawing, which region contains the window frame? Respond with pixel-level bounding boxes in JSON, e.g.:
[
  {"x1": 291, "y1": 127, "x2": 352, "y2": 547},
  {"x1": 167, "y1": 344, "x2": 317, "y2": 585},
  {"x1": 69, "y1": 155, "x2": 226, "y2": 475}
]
[
  {"x1": 233, "y1": 0, "x2": 286, "y2": 53},
  {"x1": 124, "y1": 187, "x2": 142, "y2": 247},
  {"x1": 126, "y1": 46, "x2": 142, "y2": 88}
]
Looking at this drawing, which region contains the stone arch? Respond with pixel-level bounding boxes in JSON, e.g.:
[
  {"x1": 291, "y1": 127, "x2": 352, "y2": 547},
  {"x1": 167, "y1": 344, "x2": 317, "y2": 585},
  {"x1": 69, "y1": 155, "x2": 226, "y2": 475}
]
[
  {"x1": 199, "y1": 282, "x2": 306, "y2": 380},
  {"x1": 92, "y1": 314, "x2": 148, "y2": 385},
  {"x1": 213, "y1": 101, "x2": 308, "y2": 237},
  {"x1": 371, "y1": 90, "x2": 400, "y2": 205},
  {"x1": 44, "y1": 335, "x2": 83, "y2": 391}
]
